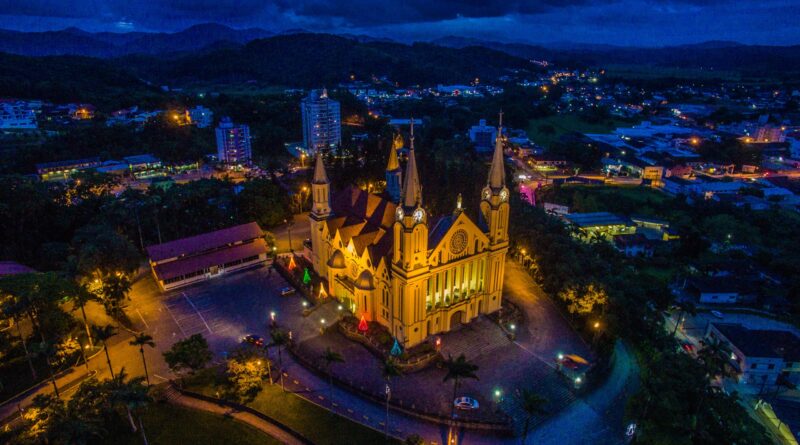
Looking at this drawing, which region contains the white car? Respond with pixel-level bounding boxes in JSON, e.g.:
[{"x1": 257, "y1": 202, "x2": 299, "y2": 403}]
[
  {"x1": 710, "y1": 310, "x2": 724, "y2": 319},
  {"x1": 453, "y1": 397, "x2": 479, "y2": 410},
  {"x1": 280, "y1": 287, "x2": 296, "y2": 296}
]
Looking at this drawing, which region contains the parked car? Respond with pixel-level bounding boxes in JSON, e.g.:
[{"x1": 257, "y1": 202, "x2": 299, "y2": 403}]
[
  {"x1": 280, "y1": 287, "x2": 296, "y2": 296},
  {"x1": 710, "y1": 310, "x2": 724, "y2": 319},
  {"x1": 243, "y1": 334, "x2": 265, "y2": 347},
  {"x1": 453, "y1": 397, "x2": 479, "y2": 410},
  {"x1": 681, "y1": 342, "x2": 695, "y2": 353}
]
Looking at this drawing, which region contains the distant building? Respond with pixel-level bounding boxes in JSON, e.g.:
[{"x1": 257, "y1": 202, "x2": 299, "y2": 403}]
[
  {"x1": 0, "y1": 101, "x2": 37, "y2": 129},
  {"x1": 687, "y1": 277, "x2": 742, "y2": 304},
  {"x1": 301, "y1": 89, "x2": 341, "y2": 153},
  {"x1": 706, "y1": 323, "x2": 800, "y2": 388},
  {"x1": 754, "y1": 125, "x2": 785, "y2": 143},
  {"x1": 0, "y1": 261, "x2": 35, "y2": 276},
  {"x1": 36, "y1": 157, "x2": 102, "y2": 181},
  {"x1": 146, "y1": 222, "x2": 268, "y2": 291},
  {"x1": 562, "y1": 212, "x2": 636, "y2": 241},
  {"x1": 187, "y1": 106, "x2": 213, "y2": 128},
  {"x1": 215, "y1": 117, "x2": 252, "y2": 165},
  {"x1": 469, "y1": 119, "x2": 497, "y2": 153}
]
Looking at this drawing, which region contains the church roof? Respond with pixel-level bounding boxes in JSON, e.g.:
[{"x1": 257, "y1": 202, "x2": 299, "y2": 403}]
[
  {"x1": 402, "y1": 119, "x2": 421, "y2": 208},
  {"x1": 328, "y1": 186, "x2": 397, "y2": 264},
  {"x1": 428, "y1": 215, "x2": 454, "y2": 248}
]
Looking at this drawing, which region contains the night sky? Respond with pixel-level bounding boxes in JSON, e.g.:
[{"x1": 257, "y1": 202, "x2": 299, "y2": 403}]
[{"x1": 0, "y1": 0, "x2": 798, "y2": 46}]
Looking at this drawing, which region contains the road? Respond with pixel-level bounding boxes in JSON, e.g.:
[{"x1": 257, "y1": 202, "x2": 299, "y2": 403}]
[
  {"x1": 3, "y1": 259, "x2": 637, "y2": 445},
  {"x1": 271, "y1": 213, "x2": 311, "y2": 253}
]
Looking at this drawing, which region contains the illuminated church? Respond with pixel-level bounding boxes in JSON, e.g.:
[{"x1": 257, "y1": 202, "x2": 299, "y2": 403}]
[{"x1": 309, "y1": 117, "x2": 509, "y2": 347}]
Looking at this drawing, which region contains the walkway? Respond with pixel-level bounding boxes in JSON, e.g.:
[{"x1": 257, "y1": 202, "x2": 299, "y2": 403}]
[{"x1": 161, "y1": 385, "x2": 306, "y2": 445}]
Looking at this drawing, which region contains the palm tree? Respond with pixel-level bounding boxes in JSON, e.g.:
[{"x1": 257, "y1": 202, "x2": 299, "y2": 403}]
[
  {"x1": 1, "y1": 294, "x2": 37, "y2": 379},
  {"x1": 35, "y1": 340, "x2": 61, "y2": 400},
  {"x1": 99, "y1": 274, "x2": 131, "y2": 319},
  {"x1": 270, "y1": 329, "x2": 290, "y2": 391},
  {"x1": 443, "y1": 353, "x2": 479, "y2": 421},
  {"x1": 382, "y1": 358, "x2": 401, "y2": 439},
  {"x1": 518, "y1": 389, "x2": 548, "y2": 445},
  {"x1": 129, "y1": 333, "x2": 155, "y2": 386},
  {"x1": 105, "y1": 368, "x2": 150, "y2": 434},
  {"x1": 92, "y1": 324, "x2": 118, "y2": 378},
  {"x1": 698, "y1": 337, "x2": 731, "y2": 379},
  {"x1": 319, "y1": 347, "x2": 344, "y2": 404},
  {"x1": 71, "y1": 283, "x2": 98, "y2": 348}
]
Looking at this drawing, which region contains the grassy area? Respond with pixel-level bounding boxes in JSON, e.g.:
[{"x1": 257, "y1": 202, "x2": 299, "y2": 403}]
[
  {"x1": 527, "y1": 114, "x2": 635, "y2": 147},
  {"x1": 538, "y1": 184, "x2": 674, "y2": 216},
  {"x1": 117, "y1": 404, "x2": 282, "y2": 445},
  {"x1": 185, "y1": 371, "x2": 397, "y2": 445}
]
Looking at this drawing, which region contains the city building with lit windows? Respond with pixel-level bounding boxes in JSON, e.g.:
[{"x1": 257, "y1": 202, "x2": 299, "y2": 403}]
[
  {"x1": 301, "y1": 89, "x2": 341, "y2": 153},
  {"x1": 215, "y1": 117, "x2": 252, "y2": 165},
  {"x1": 309, "y1": 117, "x2": 509, "y2": 347}
]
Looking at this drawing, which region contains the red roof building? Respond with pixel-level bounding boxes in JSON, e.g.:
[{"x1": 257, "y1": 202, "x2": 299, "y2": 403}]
[{"x1": 147, "y1": 222, "x2": 268, "y2": 291}]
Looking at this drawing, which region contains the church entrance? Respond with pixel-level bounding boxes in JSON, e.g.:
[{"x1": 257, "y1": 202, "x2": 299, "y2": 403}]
[{"x1": 450, "y1": 310, "x2": 465, "y2": 329}]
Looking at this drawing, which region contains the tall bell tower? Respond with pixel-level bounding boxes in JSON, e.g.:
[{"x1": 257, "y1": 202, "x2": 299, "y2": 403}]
[
  {"x1": 310, "y1": 151, "x2": 331, "y2": 275},
  {"x1": 391, "y1": 118, "x2": 429, "y2": 345},
  {"x1": 479, "y1": 112, "x2": 510, "y2": 313},
  {"x1": 385, "y1": 135, "x2": 402, "y2": 204}
]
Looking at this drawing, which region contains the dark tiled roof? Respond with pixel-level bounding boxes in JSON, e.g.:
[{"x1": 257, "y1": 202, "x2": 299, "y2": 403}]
[
  {"x1": 146, "y1": 222, "x2": 263, "y2": 262},
  {"x1": 713, "y1": 323, "x2": 800, "y2": 361},
  {"x1": 428, "y1": 215, "x2": 454, "y2": 248},
  {"x1": 153, "y1": 238, "x2": 266, "y2": 281}
]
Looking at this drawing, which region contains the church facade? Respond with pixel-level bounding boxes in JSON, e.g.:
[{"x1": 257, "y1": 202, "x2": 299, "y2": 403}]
[{"x1": 309, "y1": 118, "x2": 510, "y2": 347}]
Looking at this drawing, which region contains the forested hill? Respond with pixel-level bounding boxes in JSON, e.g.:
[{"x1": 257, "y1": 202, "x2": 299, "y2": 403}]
[{"x1": 124, "y1": 33, "x2": 536, "y2": 87}]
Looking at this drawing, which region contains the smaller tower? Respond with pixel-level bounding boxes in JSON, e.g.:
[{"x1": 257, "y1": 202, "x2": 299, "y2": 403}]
[
  {"x1": 385, "y1": 136, "x2": 402, "y2": 203},
  {"x1": 310, "y1": 151, "x2": 331, "y2": 277},
  {"x1": 311, "y1": 151, "x2": 331, "y2": 220}
]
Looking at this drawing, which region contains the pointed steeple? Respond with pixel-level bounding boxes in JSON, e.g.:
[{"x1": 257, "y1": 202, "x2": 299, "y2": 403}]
[
  {"x1": 402, "y1": 118, "x2": 421, "y2": 208},
  {"x1": 488, "y1": 111, "x2": 505, "y2": 190},
  {"x1": 313, "y1": 151, "x2": 328, "y2": 184},
  {"x1": 386, "y1": 140, "x2": 400, "y2": 172}
]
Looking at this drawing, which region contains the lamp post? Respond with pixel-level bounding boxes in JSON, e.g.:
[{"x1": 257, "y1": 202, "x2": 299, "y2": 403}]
[{"x1": 285, "y1": 218, "x2": 294, "y2": 252}]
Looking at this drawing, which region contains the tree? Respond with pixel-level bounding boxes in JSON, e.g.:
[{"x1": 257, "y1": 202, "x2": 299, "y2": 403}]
[
  {"x1": 698, "y1": 337, "x2": 731, "y2": 379},
  {"x1": 163, "y1": 333, "x2": 213, "y2": 374},
  {"x1": 382, "y1": 357, "x2": 401, "y2": 439},
  {"x1": 129, "y1": 333, "x2": 155, "y2": 386},
  {"x1": 443, "y1": 354, "x2": 479, "y2": 422},
  {"x1": 71, "y1": 224, "x2": 140, "y2": 280},
  {"x1": 518, "y1": 389, "x2": 547, "y2": 445},
  {"x1": 70, "y1": 282, "x2": 98, "y2": 348},
  {"x1": 319, "y1": 347, "x2": 344, "y2": 404},
  {"x1": 98, "y1": 274, "x2": 131, "y2": 319},
  {"x1": 226, "y1": 349, "x2": 268, "y2": 403},
  {"x1": 33, "y1": 340, "x2": 61, "y2": 400},
  {"x1": 269, "y1": 329, "x2": 290, "y2": 391},
  {"x1": 104, "y1": 368, "x2": 151, "y2": 434},
  {"x1": 558, "y1": 282, "x2": 608, "y2": 317},
  {"x1": 0, "y1": 290, "x2": 37, "y2": 380},
  {"x1": 92, "y1": 324, "x2": 118, "y2": 378}
]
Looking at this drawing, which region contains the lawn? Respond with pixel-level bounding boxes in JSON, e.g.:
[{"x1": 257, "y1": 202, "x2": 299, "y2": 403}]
[
  {"x1": 537, "y1": 184, "x2": 674, "y2": 216},
  {"x1": 118, "y1": 404, "x2": 283, "y2": 445},
  {"x1": 185, "y1": 372, "x2": 397, "y2": 445},
  {"x1": 527, "y1": 114, "x2": 636, "y2": 147}
]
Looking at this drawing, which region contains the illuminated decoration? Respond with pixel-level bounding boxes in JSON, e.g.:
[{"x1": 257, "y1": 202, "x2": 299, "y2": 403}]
[
  {"x1": 303, "y1": 268, "x2": 311, "y2": 285},
  {"x1": 390, "y1": 338, "x2": 402, "y2": 356},
  {"x1": 358, "y1": 315, "x2": 368, "y2": 333},
  {"x1": 318, "y1": 285, "x2": 328, "y2": 299},
  {"x1": 287, "y1": 256, "x2": 297, "y2": 271},
  {"x1": 435, "y1": 337, "x2": 442, "y2": 350}
]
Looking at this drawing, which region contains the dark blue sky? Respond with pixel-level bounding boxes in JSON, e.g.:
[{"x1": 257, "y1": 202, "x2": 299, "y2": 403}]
[{"x1": 0, "y1": 0, "x2": 798, "y2": 46}]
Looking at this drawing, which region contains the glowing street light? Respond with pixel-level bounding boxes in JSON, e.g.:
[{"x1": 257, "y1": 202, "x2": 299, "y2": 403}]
[
  {"x1": 270, "y1": 311, "x2": 276, "y2": 322},
  {"x1": 557, "y1": 353, "x2": 564, "y2": 361},
  {"x1": 494, "y1": 388, "x2": 502, "y2": 398}
]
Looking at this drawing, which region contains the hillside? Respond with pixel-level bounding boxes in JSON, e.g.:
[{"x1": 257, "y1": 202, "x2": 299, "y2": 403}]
[
  {"x1": 0, "y1": 24, "x2": 273, "y2": 58},
  {"x1": 0, "y1": 53, "x2": 160, "y2": 108},
  {"x1": 125, "y1": 33, "x2": 536, "y2": 87}
]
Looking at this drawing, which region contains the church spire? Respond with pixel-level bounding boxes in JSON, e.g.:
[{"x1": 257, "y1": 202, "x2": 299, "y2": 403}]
[
  {"x1": 488, "y1": 111, "x2": 505, "y2": 190},
  {"x1": 313, "y1": 151, "x2": 328, "y2": 184},
  {"x1": 386, "y1": 139, "x2": 400, "y2": 172},
  {"x1": 402, "y1": 118, "x2": 421, "y2": 208}
]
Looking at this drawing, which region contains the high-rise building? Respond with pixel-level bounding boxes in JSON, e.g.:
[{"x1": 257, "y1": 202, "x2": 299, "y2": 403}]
[
  {"x1": 215, "y1": 117, "x2": 252, "y2": 165},
  {"x1": 469, "y1": 119, "x2": 497, "y2": 153},
  {"x1": 754, "y1": 125, "x2": 785, "y2": 143},
  {"x1": 309, "y1": 113, "x2": 510, "y2": 348},
  {"x1": 301, "y1": 89, "x2": 341, "y2": 153}
]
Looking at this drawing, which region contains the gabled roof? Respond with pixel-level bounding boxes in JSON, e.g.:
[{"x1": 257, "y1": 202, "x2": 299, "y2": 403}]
[
  {"x1": 428, "y1": 211, "x2": 490, "y2": 256},
  {"x1": 146, "y1": 222, "x2": 263, "y2": 262}
]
